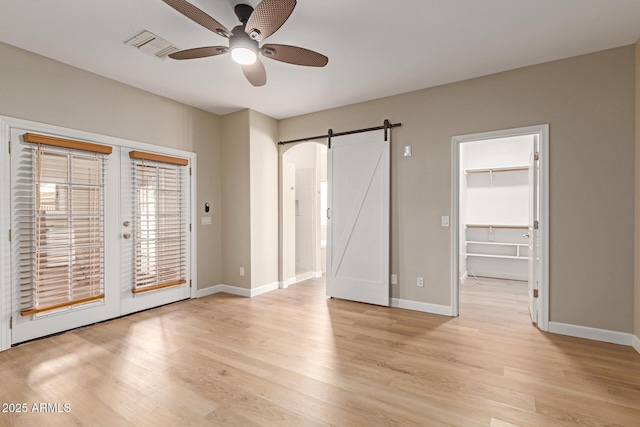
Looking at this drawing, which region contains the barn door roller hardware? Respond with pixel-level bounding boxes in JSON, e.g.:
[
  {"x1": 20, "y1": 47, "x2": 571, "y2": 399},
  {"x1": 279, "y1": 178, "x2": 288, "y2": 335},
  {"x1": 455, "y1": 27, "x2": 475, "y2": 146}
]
[{"x1": 278, "y1": 119, "x2": 402, "y2": 148}]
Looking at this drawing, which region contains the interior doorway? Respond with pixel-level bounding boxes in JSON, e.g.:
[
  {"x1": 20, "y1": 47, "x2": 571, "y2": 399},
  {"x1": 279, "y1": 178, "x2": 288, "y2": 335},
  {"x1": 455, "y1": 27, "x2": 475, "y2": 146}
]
[
  {"x1": 451, "y1": 125, "x2": 549, "y2": 331},
  {"x1": 281, "y1": 142, "x2": 327, "y2": 286}
]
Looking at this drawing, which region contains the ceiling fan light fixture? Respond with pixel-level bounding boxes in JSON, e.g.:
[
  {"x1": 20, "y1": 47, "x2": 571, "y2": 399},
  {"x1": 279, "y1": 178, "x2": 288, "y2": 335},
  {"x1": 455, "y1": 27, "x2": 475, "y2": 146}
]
[
  {"x1": 229, "y1": 25, "x2": 259, "y2": 65},
  {"x1": 231, "y1": 46, "x2": 257, "y2": 65}
]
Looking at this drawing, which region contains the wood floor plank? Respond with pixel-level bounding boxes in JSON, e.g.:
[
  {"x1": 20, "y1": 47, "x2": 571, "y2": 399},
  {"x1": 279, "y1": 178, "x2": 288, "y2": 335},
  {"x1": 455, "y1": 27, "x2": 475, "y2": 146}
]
[{"x1": 1, "y1": 276, "x2": 640, "y2": 426}]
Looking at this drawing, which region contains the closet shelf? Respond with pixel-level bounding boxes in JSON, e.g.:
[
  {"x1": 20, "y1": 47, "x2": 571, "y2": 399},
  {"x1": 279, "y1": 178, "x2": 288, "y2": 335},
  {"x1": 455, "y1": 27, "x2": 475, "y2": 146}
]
[
  {"x1": 466, "y1": 241, "x2": 527, "y2": 247},
  {"x1": 465, "y1": 224, "x2": 528, "y2": 230},
  {"x1": 465, "y1": 238, "x2": 529, "y2": 260},
  {"x1": 465, "y1": 253, "x2": 528, "y2": 260},
  {"x1": 465, "y1": 166, "x2": 529, "y2": 174}
]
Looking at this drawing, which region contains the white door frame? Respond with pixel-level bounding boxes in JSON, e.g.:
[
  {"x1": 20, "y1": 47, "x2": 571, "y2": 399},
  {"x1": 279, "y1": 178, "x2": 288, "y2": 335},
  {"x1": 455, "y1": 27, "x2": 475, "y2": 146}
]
[
  {"x1": 280, "y1": 142, "x2": 326, "y2": 287},
  {"x1": 0, "y1": 116, "x2": 198, "y2": 351},
  {"x1": 0, "y1": 121, "x2": 11, "y2": 351},
  {"x1": 451, "y1": 124, "x2": 549, "y2": 331}
]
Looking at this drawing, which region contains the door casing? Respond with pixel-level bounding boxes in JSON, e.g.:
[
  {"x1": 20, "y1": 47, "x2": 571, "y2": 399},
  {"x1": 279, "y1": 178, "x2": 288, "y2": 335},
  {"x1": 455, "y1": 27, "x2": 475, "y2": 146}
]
[
  {"x1": 451, "y1": 124, "x2": 549, "y2": 331},
  {"x1": 0, "y1": 116, "x2": 198, "y2": 351}
]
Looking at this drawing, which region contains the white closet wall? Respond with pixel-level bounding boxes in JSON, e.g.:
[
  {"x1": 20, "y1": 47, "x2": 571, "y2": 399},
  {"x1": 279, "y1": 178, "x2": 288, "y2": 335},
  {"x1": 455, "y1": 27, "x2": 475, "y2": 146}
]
[{"x1": 460, "y1": 136, "x2": 533, "y2": 281}]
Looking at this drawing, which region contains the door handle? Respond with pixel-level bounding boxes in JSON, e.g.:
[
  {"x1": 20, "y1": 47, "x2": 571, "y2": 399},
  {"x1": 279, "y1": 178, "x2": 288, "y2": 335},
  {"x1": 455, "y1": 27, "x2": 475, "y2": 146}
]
[
  {"x1": 123, "y1": 233, "x2": 131, "y2": 239},
  {"x1": 523, "y1": 233, "x2": 530, "y2": 238}
]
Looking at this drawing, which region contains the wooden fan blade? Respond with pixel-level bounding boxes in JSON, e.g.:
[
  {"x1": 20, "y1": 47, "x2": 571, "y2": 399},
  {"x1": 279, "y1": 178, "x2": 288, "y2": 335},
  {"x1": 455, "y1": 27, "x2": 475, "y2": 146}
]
[
  {"x1": 169, "y1": 46, "x2": 228, "y2": 60},
  {"x1": 162, "y1": 0, "x2": 231, "y2": 38},
  {"x1": 245, "y1": 0, "x2": 296, "y2": 41},
  {"x1": 242, "y1": 59, "x2": 267, "y2": 86},
  {"x1": 261, "y1": 44, "x2": 328, "y2": 67}
]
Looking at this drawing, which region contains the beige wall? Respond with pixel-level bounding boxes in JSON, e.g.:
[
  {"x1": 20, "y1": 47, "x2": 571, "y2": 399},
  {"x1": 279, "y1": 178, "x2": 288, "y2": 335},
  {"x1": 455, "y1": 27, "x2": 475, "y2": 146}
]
[
  {"x1": 635, "y1": 40, "x2": 640, "y2": 340},
  {"x1": 280, "y1": 46, "x2": 636, "y2": 333},
  {"x1": 221, "y1": 110, "x2": 251, "y2": 288},
  {"x1": 249, "y1": 110, "x2": 279, "y2": 287},
  {"x1": 0, "y1": 42, "x2": 222, "y2": 290}
]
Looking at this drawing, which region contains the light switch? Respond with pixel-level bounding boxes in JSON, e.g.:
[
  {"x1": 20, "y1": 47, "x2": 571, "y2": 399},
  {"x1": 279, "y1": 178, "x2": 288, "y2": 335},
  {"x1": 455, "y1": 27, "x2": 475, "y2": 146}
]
[
  {"x1": 391, "y1": 274, "x2": 398, "y2": 285},
  {"x1": 403, "y1": 145, "x2": 412, "y2": 157},
  {"x1": 441, "y1": 216, "x2": 450, "y2": 227}
]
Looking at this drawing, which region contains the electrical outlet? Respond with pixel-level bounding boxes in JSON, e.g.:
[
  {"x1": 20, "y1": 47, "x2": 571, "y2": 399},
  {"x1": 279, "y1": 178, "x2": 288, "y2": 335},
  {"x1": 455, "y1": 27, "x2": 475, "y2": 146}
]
[
  {"x1": 417, "y1": 277, "x2": 424, "y2": 287},
  {"x1": 240, "y1": 267, "x2": 245, "y2": 276},
  {"x1": 391, "y1": 274, "x2": 398, "y2": 285},
  {"x1": 441, "y1": 216, "x2": 449, "y2": 227}
]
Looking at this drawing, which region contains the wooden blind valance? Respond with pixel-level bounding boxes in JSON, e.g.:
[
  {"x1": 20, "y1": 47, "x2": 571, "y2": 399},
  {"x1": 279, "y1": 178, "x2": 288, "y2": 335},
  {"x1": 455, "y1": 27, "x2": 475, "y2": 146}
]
[
  {"x1": 129, "y1": 150, "x2": 188, "y2": 166},
  {"x1": 24, "y1": 133, "x2": 113, "y2": 155}
]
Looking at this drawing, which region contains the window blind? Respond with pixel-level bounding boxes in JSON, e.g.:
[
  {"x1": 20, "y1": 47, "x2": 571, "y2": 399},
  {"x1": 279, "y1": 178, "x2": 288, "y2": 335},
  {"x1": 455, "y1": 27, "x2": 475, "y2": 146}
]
[
  {"x1": 18, "y1": 134, "x2": 110, "y2": 316},
  {"x1": 130, "y1": 151, "x2": 188, "y2": 294}
]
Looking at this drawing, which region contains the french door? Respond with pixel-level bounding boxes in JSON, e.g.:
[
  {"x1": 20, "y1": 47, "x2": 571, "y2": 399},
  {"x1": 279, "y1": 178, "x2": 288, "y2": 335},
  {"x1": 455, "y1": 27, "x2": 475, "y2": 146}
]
[
  {"x1": 10, "y1": 126, "x2": 191, "y2": 344},
  {"x1": 120, "y1": 149, "x2": 191, "y2": 315}
]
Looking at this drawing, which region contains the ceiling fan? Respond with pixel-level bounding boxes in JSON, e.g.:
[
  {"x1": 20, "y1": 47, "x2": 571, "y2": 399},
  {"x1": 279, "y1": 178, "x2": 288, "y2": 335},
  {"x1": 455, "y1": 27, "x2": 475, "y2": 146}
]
[{"x1": 162, "y1": 0, "x2": 329, "y2": 86}]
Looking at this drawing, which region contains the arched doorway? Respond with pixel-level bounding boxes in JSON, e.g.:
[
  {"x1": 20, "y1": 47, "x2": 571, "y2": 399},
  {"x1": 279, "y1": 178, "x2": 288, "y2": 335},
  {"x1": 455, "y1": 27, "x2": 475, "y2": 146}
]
[{"x1": 280, "y1": 142, "x2": 327, "y2": 287}]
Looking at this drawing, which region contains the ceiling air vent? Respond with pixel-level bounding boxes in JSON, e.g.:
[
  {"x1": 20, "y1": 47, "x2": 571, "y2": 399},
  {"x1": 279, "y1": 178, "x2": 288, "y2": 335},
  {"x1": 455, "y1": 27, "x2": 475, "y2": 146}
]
[{"x1": 125, "y1": 30, "x2": 179, "y2": 60}]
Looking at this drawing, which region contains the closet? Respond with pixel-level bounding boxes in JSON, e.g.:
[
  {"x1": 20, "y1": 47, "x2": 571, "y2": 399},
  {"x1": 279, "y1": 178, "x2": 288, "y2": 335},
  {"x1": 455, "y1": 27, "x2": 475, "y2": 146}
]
[{"x1": 459, "y1": 135, "x2": 533, "y2": 282}]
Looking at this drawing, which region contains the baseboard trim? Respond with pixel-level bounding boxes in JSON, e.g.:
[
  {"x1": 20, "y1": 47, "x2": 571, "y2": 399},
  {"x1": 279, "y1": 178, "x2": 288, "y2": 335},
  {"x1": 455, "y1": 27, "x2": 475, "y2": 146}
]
[
  {"x1": 251, "y1": 282, "x2": 279, "y2": 297},
  {"x1": 459, "y1": 271, "x2": 468, "y2": 285},
  {"x1": 632, "y1": 335, "x2": 640, "y2": 355},
  {"x1": 390, "y1": 298, "x2": 454, "y2": 316},
  {"x1": 548, "y1": 321, "x2": 634, "y2": 346},
  {"x1": 312, "y1": 271, "x2": 323, "y2": 279},
  {"x1": 280, "y1": 277, "x2": 296, "y2": 289},
  {"x1": 296, "y1": 271, "x2": 313, "y2": 282},
  {"x1": 197, "y1": 284, "x2": 249, "y2": 298},
  {"x1": 197, "y1": 282, "x2": 279, "y2": 299}
]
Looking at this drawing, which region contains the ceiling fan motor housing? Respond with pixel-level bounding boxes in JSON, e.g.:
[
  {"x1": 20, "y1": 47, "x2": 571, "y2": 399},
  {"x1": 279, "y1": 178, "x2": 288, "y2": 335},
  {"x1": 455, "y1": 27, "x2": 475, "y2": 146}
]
[{"x1": 229, "y1": 25, "x2": 259, "y2": 54}]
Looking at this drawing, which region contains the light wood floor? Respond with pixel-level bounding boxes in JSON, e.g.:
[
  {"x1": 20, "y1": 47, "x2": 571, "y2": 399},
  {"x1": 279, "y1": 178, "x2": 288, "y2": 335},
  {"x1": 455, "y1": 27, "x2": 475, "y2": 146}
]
[{"x1": 1, "y1": 278, "x2": 640, "y2": 426}]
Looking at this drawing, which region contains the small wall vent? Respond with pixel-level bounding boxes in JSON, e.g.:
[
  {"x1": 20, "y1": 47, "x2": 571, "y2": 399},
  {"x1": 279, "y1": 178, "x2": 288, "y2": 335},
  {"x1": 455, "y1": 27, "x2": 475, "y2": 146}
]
[{"x1": 125, "y1": 30, "x2": 179, "y2": 60}]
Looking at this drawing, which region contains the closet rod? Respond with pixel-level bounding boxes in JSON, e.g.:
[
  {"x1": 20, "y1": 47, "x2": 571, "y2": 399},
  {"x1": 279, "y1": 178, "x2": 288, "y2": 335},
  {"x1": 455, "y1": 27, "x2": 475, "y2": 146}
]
[{"x1": 278, "y1": 120, "x2": 401, "y2": 146}]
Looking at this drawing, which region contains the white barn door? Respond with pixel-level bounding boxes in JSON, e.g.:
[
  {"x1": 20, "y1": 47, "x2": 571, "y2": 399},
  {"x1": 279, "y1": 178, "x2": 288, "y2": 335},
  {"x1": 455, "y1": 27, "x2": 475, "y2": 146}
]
[{"x1": 326, "y1": 130, "x2": 390, "y2": 306}]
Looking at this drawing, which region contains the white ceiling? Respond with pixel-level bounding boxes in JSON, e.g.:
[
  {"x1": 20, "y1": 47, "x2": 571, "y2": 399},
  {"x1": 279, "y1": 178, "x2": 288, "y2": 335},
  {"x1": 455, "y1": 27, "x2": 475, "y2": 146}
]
[{"x1": 1, "y1": 0, "x2": 639, "y2": 120}]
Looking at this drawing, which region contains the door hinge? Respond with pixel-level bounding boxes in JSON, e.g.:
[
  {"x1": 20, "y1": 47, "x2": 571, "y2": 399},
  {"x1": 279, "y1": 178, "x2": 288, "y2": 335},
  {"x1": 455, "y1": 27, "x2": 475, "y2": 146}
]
[
  {"x1": 8, "y1": 229, "x2": 11, "y2": 242},
  {"x1": 189, "y1": 224, "x2": 192, "y2": 232},
  {"x1": 534, "y1": 221, "x2": 539, "y2": 230},
  {"x1": 9, "y1": 316, "x2": 12, "y2": 329},
  {"x1": 189, "y1": 167, "x2": 192, "y2": 176},
  {"x1": 8, "y1": 141, "x2": 11, "y2": 154},
  {"x1": 534, "y1": 151, "x2": 539, "y2": 161},
  {"x1": 189, "y1": 279, "x2": 192, "y2": 288},
  {"x1": 533, "y1": 289, "x2": 539, "y2": 298}
]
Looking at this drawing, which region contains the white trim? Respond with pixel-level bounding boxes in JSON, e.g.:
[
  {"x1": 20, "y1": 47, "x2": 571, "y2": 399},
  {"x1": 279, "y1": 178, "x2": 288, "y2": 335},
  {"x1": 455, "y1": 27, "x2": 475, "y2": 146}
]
[
  {"x1": 196, "y1": 282, "x2": 280, "y2": 299},
  {"x1": 459, "y1": 271, "x2": 468, "y2": 285},
  {"x1": 280, "y1": 277, "x2": 296, "y2": 289},
  {"x1": 548, "y1": 321, "x2": 634, "y2": 346},
  {"x1": 0, "y1": 120, "x2": 11, "y2": 352},
  {"x1": 197, "y1": 284, "x2": 250, "y2": 298},
  {"x1": 390, "y1": 298, "x2": 454, "y2": 316},
  {"x1": 250, "y1": 281, "x2": 280, "y2": 297},
  {"x1": 312, "y1": 271, "x2": 323, "y2": 279},
  {"x1": 189, "y1": 155, "x2": 198, "y2": 299},
  {"x1": 451, "y1": 124, "x2": 549, "y2": 330},
  {"x1": 296, "y1": 271, "x2": 313, "y2": 282},
  {"x1": 632, "y1": 335, "x2": 640, "y2": 355}
]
